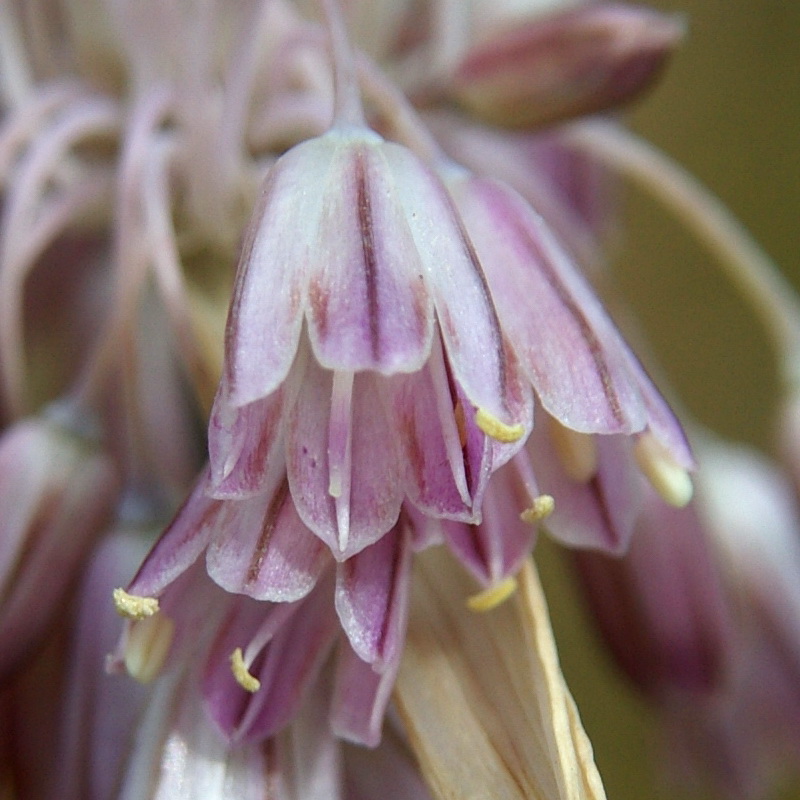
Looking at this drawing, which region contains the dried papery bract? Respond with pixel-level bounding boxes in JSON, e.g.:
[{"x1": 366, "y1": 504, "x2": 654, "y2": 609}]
[{"x1": 395, "y1": 547, "x2": 605, "y2": 800}]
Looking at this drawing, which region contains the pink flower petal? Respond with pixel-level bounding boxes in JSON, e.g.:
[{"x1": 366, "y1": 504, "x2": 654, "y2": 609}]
[
  {"x1": 306, "y1": 139, "x2": 434, "y2": 374},
  {"x1": 531, "y1": 424, "x2": 640, "y2": 554},
  {"x1": 205, "y1": 475, "x2": 330, "y2": 603},
  {"x1": 126, "y1": 469, "x2": 219, "y2": 599},
  {"x1": 330, "y1": 642, "x2": 399, "y2": 747},
  {"x1": 208, "y1": 376, "x2": 286, "y2": 499},
  {"x1": 453, "y1": 175, "x2": 648, "y2": 435},
  {"x1": 382, "y1": 143, "x2": 518, "y2": 428},
  {"x1": 285, "y1": 357, "x2": 403, "y2": 559},
  {"x1": 443, "y1": 460, "x2": 537, "y2": 586},
  {"x1": 334, "y1": 520, "x2": 411, "y2": 669},
  {"x1": 223, "y1": 137, "x2": 332, "y2": 408}
]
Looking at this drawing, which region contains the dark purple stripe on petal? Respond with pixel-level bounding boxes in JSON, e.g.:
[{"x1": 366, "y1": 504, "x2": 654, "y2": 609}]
[
  {"x1": 354, "y1": 149, "x2": 381, "y2": 362},
  {"x1": 246, "y1": 479, "x2": 290, "y2": 588},
  {"x1": 507, "y1": 208, "x2": 625, "y2": 427}
]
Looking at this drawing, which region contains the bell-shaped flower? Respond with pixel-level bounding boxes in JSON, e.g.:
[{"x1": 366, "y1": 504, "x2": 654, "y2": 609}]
[
  {"x1": 0, "y1": 411, "x2": 118, "y2": 679},
  {"x1": 209, "y1": 126, "x2": 533, "y2": 560},
  {"x1": 111, "y1": 490, "x2": 416, "y2": 748}
]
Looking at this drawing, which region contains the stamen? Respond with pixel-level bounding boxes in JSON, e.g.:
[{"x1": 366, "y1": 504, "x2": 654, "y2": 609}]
[
  {"x1": 520, "y1": 494, "x2": 555, "y2": 524},
  {"x1": 124, "y1": 614, "x2": 174, "y2": 683},
  {"x1": 634, "y1": 433, "x2": 693, "y2": 507},
  {"x1": 113, "y1": 588, "x2": 160, "y2": 619},
  {"x1": 328, "y1": 370, "x2": 354, "y2": 552},
  {"x1": 320, "y1": 0, "x2": 366, "y2": 128},
  {"x1": 475, "y1": 408, "x2": 525, "y2": 443},
  {"x1": 467, "y1": 576, "x2": 518, "y2": 612},
  {"x1": 231, "y1": 647, "x2": 261, "y2": 692},
  {"x1": 549, "y1": 421, "x2": 598, "y2": 483}
]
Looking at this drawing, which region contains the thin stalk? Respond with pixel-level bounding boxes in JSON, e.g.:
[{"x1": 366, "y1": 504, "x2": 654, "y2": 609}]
[{"x1": 564, "y1": 119, "x2": 800, "y2": 390}]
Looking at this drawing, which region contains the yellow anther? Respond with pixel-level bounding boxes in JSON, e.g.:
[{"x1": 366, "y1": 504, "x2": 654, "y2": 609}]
[
  {"x1": 467, "y1": 576, "x2": 518, "y2": 612},
  {"x1": 549, "y1": 422, "x2": 597, "y2": 483},
  {"x1": 231, "y1": 647, "x2": 261, "y2": 692},
  {"x1": 520, "y1": 494, "x2": 555, "y2": 524},
  {"x1": 634, "y1": 434, "x2": 694, "y2": 508},
  {"x1": 113, "y1": 588, "x2": 160, "y2": 619},
  {"x1": 124, "y1": 614, "x2": 174, "y2": 683},
  {"x1": 475, "y1": 409, "x2": 525, "y2": 443}
]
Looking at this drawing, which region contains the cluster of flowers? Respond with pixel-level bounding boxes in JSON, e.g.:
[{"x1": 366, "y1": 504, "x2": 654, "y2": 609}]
[{"x1": 1, "y1": 0, "x2": 798, "y2": 798}]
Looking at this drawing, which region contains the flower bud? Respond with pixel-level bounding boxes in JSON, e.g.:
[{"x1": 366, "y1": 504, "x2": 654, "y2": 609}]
[
  {"x1": 0, "y1": 412, "x2": 118, "y2": 678},
  {"x1": 449, "y1": 4, "x2": 684, "y2": 130}
]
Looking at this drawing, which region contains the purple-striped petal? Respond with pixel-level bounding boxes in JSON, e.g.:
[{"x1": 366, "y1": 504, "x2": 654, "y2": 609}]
[
  {"x1": 205, "y1": 475, "x2": 330, "y2": 603},
  {"x1": 203, "y1": 577, "x2": 338, "y2": 744},
  {"x1": 531, "y1": 422, "x2": 640, "y2": 554},
  {"x1": 452, "y1": 175, "x2": 649, "y2": 435},
  {"x1": 305, "y1": 139, "x2": 435, "y2": 374},
  {"x1": 381, "y1": 143, "x2": 517, "y2": 429},
  {"x1": 334, "y1": 521, "x2": 411, "y2": 669},
  {"x1": 330, "y1": 642, "x2": 400, "y2": 747},
  {"x1": 208, "y1": 375, "x2": 286, "y2": 498},
  {"x1": 127, "y1": 469, "x2": 220, "y2": 598},
  {"x1": 443, "y1": 460, "x2": 537, "y2": 586},
  {"x1": 285, "y1": 357, "x2": 403, "y2": 559},
  {"x1": 385, "y1": 347, "x2": 472, "y2": 520},
  {"x1": 223, "y1": 137, "x2": 332, "y2": 408}
]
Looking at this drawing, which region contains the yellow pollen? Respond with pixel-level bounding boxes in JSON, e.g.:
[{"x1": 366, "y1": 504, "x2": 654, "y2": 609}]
[
  {"x1": 113, "y1": 588, "x2": 160, "y2": 619},
  {"x1": 231, "y1": 647, "x2": 261, "y2": 692},
  {"x1": 520, "y1": 494, "x2": 555, "y2": 524},
  {"x1": 475, "y1": 409, "x2": 525, "y2": 443},
  {"x1": 124, "y1": 614, "x2": 174, "y2": 683},
  {"x1": 549, "y1": 422, "x2": 598, "y2": 483},
  {"x1": 467, "y1": 576, "x2": 519, "y2": 612},
  {"x1": 634, "y1": 434, "x2": 694, "y2": 508}
]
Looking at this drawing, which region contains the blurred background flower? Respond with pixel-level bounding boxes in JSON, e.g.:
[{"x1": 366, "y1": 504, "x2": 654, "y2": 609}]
[{"x1": 540, "y1": 3, "x2": 800, "y2": 799}]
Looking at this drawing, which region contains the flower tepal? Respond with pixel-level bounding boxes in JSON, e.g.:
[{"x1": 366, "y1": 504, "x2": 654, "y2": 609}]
[{"x1": 209, "y1": 125, "x2": 532, "y2": 559}]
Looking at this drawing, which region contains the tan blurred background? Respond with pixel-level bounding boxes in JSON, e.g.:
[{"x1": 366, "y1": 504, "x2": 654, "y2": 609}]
[{"x1": 539, "y1": 2, "x2": 800, "y2": 800}]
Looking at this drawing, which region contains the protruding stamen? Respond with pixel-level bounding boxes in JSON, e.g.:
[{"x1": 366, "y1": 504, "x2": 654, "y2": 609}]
[
  {"x1": 231, "y1": 647, "x2": 261, "y2": 692},
  {"x1": 549, "y1": 422, "x2": 598, "y2": 483},
  {"x1": 124, "y1": 614, "x2": 174, "y2": 683},
  {"x1": 467, "y1": 576, "x2": 518, "y2": 612},
  {"x1": 520, "y1": 494, "x2": 555, "y2": 524},
  {"x1": 475, "y1": 408, "x2": 525, "y2": 443},
  {"x1": 113, "y1": 588, "x2": 160, "y2": 619},
  {"x1": 328, "y1": 370, "x2": 354, "y2": 552},
  {"x1": 634, "y1": 433, "x2": 694, "y2": 507}
]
